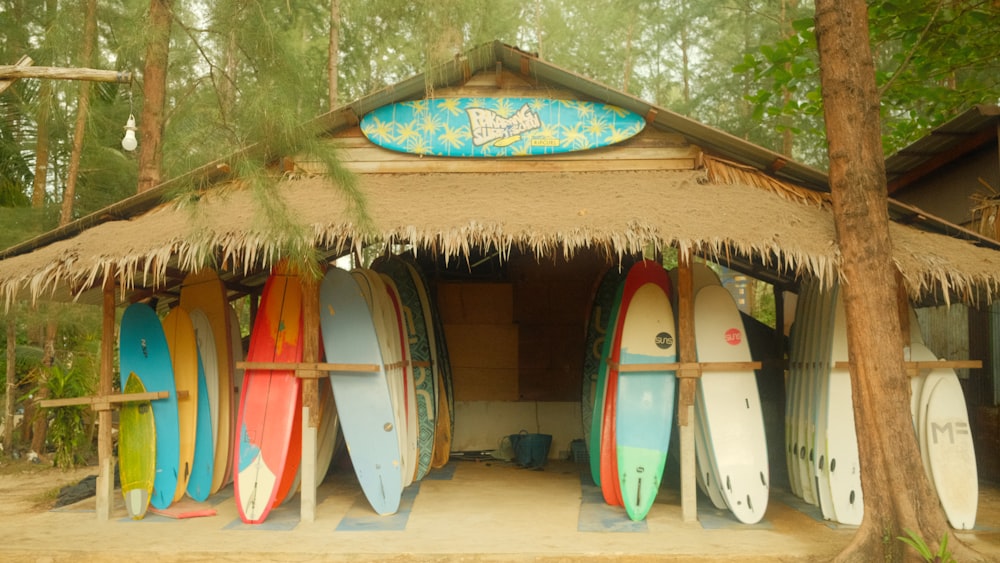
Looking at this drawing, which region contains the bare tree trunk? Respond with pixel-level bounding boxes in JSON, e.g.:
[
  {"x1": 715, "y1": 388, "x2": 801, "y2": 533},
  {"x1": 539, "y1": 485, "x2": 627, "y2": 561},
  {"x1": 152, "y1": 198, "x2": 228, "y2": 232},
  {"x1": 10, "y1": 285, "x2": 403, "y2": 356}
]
[
  {"x1": 780, "y1": 0, "x2": 796, "y2": 156},
  {"x1": 29, "y1": 321, "x2": 56, "y2": 455},
  {"x1": 3, "y1": 315, "x2": 15, "y2": 454},
  {"x1": 535, "y1": 0, "x2": 544, "y2": 60},
  {"x1": 814, "y1": 1, "x2": 983, "y2": 561},
  {"x1": 328, "y1": 0, "x2": 340, "y2": 110},
  {"x1": 137, "y1": 0, "x2": 172, "y2": 193},
  {"x1": 32, "y1": 81, "x2": 51, "y2": 208},
  {"x1": 59, "y1": 0, "x2": 97, "y2": 225},
  {"x1": 622, "y1": 17, "x2": 634, "y2": 93}
]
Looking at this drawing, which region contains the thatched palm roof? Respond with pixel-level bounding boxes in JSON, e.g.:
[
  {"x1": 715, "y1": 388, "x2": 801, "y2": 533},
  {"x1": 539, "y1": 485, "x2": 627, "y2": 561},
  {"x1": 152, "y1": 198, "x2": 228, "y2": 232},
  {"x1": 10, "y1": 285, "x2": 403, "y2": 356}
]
[
  {"x1": 1, "y1": 165, "x2": 999, "y2": 308},
  {"x1": 1, "y1": 41, "x2": 998, "y2": 308}
]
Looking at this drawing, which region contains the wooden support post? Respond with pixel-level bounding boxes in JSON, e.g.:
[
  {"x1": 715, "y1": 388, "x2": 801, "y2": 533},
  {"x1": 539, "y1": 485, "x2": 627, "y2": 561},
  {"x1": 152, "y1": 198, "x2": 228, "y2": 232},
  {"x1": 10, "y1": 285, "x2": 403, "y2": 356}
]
[
  {"x1": 299, "y1": 275, "x2": 321, "y2": 523},
  {"x1": 895, "y1": 269, "x2": 914, "y2": 350},
  {"x1": 96, "y1": 271, "x2": 115, "y2": 521},
  {"x1": 676, "y1": 254, "x2": 698, "y2": 523}
]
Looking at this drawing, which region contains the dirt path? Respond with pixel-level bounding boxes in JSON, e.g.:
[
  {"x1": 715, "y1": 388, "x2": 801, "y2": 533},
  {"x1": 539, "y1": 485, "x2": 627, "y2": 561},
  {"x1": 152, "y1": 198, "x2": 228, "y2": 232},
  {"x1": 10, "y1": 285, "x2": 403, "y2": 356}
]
[{"x1": 0, "y1": 459, "x2": 96, "y2": 520}]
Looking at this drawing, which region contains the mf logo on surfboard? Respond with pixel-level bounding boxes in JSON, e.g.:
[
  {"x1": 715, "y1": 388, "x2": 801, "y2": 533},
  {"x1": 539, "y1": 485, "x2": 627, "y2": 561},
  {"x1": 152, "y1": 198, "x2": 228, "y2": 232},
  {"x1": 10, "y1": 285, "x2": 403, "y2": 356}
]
[
  {"x1": 725, "y1": 328, "x2": 743, "y2": 345},
  {"x1": 467, "y1": 104, "x2": 542, "y2": 147},
  {"x1": 655, "y1": 332, "x2": 674, "y2": 349},
  {"x1": 931, "y1": 421, "x2": 969, "y2": 445}
]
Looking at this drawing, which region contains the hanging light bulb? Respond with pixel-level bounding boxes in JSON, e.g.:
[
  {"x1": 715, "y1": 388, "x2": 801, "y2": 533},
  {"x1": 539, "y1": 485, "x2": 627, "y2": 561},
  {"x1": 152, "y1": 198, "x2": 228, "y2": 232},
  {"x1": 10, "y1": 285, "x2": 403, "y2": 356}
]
[{"x1": 121, "y1": 113, "x2": 138, "y2": 151}]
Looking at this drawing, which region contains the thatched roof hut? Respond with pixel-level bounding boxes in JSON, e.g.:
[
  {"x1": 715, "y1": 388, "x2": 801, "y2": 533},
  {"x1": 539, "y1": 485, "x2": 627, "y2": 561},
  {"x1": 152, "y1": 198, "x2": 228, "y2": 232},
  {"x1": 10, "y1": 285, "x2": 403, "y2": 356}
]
[{"x1": 1, "y1": 41, "x2": 999, "y2": 307}]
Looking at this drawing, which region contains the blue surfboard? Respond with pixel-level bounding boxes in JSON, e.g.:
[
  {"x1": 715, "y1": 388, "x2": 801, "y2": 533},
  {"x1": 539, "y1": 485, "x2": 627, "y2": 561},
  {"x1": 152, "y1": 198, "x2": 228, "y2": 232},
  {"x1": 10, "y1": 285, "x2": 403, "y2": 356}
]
[
  {"x1": 119, "y1": 303, "x2": 180, "y2": 510},
  {"x1": 361, "y1": 97, "x2": 646, "y2": 158},
  {"x1": 320, "y1": 267, "x2": 403, "y2": 515},
  {"x1": 186, "y1": 347, "x2": 214, "y2": 502}
]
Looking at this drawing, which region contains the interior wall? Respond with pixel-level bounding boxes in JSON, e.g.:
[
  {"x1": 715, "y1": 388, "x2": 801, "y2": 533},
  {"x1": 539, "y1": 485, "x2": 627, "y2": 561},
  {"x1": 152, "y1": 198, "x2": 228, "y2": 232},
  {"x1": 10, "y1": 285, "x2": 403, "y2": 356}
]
[{"x1": 434, "y1": 248, "x2": 610, "y2": 458}]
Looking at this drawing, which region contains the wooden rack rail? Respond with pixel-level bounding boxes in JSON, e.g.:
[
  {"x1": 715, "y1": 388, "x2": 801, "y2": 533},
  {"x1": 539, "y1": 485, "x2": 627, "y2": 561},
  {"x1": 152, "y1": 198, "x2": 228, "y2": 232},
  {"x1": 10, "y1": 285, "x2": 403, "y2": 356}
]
[
  {"x1": 38, "y1": 390, "x2": 186, "y2": 411},
  {"x1": 612, "y1": 361, "x2": 762, "y2": 374}
]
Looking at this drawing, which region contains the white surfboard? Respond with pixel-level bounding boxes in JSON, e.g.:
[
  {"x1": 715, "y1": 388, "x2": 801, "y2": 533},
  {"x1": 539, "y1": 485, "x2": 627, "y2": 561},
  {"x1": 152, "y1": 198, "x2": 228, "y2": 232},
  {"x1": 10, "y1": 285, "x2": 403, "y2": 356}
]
[
  {"x1": 792, "y1": 279, "x2": 819, "y2": 505},
  {"x1": 810, "y1": 285, "x2": 837, "y2": 521},
  {"x1": 670, "y1": 262, "x2": 728, "y2": 509},
  {"x1": 694, "y1": 284, "x2": 770, "y2": 524},
  {"x1": 918, "y1": 350, "x2": 978, "y2": 530},
  {"x1": 381, "y1": 274, "x2": 418, "y2": 486},
  {"x1": 822, "y1": 288, "x2": 863, "y2": 526}
]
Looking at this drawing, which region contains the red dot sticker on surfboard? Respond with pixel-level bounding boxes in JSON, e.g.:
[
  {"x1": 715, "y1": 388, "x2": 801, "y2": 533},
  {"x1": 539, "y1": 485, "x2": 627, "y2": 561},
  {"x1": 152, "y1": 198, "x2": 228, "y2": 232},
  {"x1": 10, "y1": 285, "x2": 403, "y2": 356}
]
[{"x1": 725, "y1": 328, "x2": 742, "y2": 345}]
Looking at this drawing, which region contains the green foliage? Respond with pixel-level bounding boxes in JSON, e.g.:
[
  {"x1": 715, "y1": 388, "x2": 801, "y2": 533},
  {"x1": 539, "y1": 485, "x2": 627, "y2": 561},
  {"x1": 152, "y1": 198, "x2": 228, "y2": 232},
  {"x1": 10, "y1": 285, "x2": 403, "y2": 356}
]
[
  {"x1": 897, "y1": 528, "x2": 956, "y2": 563},
  {"x1": 45, "y1": 363, "x2": 95, "y2": 468},
  {"x1": 735, "y1": 1, "x2": 1000, "y2": 165}
]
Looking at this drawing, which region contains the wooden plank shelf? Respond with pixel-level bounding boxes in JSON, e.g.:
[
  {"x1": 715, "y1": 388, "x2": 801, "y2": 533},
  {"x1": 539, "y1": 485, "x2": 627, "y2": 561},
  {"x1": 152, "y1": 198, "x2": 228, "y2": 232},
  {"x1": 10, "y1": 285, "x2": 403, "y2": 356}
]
[
  {"x1": 38, "y1": 390, "x2": 184, "y2": 411},
  {"x1": 831, "y1": 359, "x2": 982, "y2": 373},
  {"x1": 236, "y1": 361, "x2": 381, "y2": 374},
  {"x1": 612, "y1": 361, "x2": 763, "y2": 375}
]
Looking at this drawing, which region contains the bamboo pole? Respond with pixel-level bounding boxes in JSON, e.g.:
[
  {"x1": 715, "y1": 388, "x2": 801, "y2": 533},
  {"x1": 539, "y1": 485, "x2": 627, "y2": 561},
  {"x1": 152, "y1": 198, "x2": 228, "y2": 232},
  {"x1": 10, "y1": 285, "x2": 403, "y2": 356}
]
[
  {"x1": 676, "y1": 254, "x2": 698, "y2": 523},
  {"x1": 96, "y1": 271, "x2": 115, "y2": 521},
  {"x1": 0, "y1": 65, "x2": 132, "y2": 84},
  {"x1": 299, "y1": 275, "x2": 321, "y2": 523}
]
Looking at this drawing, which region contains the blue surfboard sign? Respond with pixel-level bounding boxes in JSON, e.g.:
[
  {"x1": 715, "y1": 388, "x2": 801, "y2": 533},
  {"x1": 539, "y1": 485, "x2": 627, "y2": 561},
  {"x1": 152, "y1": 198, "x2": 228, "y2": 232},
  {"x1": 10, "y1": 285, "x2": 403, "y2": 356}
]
[{"x1": 361, "y1": 97, "x2": 645, "y2": 157}]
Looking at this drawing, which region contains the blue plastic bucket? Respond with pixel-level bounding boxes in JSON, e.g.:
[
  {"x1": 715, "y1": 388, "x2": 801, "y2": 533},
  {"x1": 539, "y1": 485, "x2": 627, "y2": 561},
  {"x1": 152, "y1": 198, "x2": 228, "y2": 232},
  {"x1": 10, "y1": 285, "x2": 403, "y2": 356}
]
[{"x1": 510, "y1": 432, "x2": 552, "y2": 468}]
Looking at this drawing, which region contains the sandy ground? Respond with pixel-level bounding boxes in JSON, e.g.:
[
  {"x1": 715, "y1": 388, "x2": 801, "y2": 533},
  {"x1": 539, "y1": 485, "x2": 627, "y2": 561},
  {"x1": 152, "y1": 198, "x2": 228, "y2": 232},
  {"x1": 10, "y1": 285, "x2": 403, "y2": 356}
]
[{"x1": 0, "y1": 457, "x2": 997, "y2": 562}]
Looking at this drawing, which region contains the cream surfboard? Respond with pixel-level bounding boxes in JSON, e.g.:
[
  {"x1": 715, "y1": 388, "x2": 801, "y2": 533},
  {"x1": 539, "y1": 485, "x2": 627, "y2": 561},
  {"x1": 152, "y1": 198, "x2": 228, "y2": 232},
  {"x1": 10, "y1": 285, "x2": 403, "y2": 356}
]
[
  {"x1": 915, "y1": 342, "x2": 978, "y2": 530},
  {"x1": 380, "y1": 274, "x2": 419, "y2": 486},
  {"x1": 694, "y1": 284, "x2": 769, "y2": 524},
  {"x1": 823, "y1": 287, "x2": 863, "y2": 526},
  {"x1": 374, "y1": 257, "x2": 437, "y2": 481},
  {"x1": 811, "y1": 285, "x2": 837, "y2": 521},
  {"x1": 354, "y1": 269, "x2": 414, "y2": 489},
  {"x1": 180, "y1": 269, "x2": 235, "y2": 496}
]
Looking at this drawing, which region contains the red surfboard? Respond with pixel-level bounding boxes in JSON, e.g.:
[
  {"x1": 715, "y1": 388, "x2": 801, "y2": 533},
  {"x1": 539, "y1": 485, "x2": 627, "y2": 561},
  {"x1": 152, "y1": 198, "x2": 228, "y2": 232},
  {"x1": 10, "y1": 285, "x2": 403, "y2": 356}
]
[{"x1": 233, "y1": 263, "x2": 304, "y2": 523}]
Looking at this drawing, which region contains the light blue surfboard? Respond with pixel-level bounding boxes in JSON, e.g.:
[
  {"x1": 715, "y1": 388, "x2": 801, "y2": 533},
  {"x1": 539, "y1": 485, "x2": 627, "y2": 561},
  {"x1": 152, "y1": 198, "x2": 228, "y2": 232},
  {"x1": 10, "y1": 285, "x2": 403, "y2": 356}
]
[
  {"x1": 320, "y1": 267, "x2": 403, "y2": 515},
  {"x1": 119, "y1": 303, "x2": 180, "y2": 510},
  {"x1": 186, "y1": 347, "x2": 214, "y2": 502},
  {"x1": 615, "y1": 261, "x2": 677, "y2": 522},
  {"x1": 361, "y1": 97, "x2": 646, "y2": 158}
]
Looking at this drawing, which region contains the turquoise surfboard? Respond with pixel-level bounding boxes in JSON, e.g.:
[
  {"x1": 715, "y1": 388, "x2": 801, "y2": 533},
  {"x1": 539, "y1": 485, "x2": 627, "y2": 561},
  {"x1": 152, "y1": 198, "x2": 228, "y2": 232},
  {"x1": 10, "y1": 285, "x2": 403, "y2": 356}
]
[
  {"x1": 186, "y1": 347, "x2": 214, "y2": 502},
  {"x1": 614, "y1": 261, "x2": 677, "y2": 522},
  {"x1": 361, "y1": 97, "x2": 646, "y2": 157},
  {"x1": 320, "y1": 267, "x2": 403, "y2": 515},
  {"x1": 119, "y1": 303, "x2": 180, "y2": 510}
]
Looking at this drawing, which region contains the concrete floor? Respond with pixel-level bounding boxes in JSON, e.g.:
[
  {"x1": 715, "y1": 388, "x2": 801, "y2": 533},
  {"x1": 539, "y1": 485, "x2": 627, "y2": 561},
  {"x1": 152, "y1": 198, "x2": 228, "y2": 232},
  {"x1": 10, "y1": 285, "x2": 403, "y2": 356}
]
[{"x1": 5, "y1": 459, "x2": 999, "y2": 562}]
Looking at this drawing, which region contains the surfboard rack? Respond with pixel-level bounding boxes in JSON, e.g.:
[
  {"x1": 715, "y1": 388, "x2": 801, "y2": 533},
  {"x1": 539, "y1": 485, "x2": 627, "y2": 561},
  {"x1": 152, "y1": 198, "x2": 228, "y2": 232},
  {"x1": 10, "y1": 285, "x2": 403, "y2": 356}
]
[
  {"x1": 38, "y1": 389, "x2": 186, "y2": 411},
  {"x1": 831, "y1": 359, "x2": 981, "y2": 374},
  {"x1": 236, "y1": 360, "x2": 381, "y2": 376},
  {"x1": 612, "y1": 361, "x2": 762, "y2": 375}
]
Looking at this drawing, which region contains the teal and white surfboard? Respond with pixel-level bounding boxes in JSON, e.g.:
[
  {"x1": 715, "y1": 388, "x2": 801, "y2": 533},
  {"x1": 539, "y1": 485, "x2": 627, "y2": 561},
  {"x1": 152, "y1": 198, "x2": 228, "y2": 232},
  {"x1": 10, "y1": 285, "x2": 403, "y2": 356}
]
[{"x1": 361, "y1": 97, "x2": 645, "y2": 157}]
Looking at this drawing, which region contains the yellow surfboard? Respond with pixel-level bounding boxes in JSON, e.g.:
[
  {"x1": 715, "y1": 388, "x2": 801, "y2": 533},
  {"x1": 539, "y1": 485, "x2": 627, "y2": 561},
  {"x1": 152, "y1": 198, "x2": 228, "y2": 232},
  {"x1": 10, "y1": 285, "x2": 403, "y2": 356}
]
[
  {"x1": 162, "y1": 306, "x2": 200, "y2": 503},
  {"x1": 119, "y1": 372, "x2": 155, "y2": 519}
]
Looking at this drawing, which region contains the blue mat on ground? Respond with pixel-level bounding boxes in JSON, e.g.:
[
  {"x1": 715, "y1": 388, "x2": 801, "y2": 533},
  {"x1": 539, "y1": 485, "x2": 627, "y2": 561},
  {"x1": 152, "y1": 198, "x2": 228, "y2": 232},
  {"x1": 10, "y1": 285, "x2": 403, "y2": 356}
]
[
  {"x1": 577, "y1": 472, "x2": 647, "y2": 533},
  {"x1": 697, "y1": 503, "x2": 773, "y2": 530},
  {"x1": 222, "y1": 485, "x2": 333, "y2": 531},
  {"x1": 335, "y1": 482, "x2": 420, "y2": 531},
  {"x1": 423, "y1": 462, "x2": 457, "y2": 481}
]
